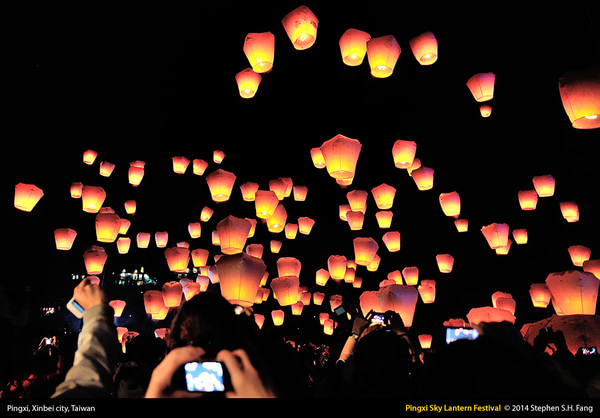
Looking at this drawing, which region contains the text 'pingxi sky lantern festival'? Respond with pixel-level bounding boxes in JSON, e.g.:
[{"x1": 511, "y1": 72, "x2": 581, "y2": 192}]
[{"x1": 9, "y1": 2, "x2": 600, "y2": 393}]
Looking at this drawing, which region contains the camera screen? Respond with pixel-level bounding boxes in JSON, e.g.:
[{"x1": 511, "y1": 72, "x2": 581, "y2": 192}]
[
  {"x1": 184, "y1": 361, "x2": 226, "y2": 392},
  {"x1": 579, "y1": 347, "x2": 598, "y2": 355},
  {"x1": 371, "y1": 313, "x2": 385, "y2": 324},
  {"x1": 446, "y1": 327, "x2": 479, "y2": 343}
]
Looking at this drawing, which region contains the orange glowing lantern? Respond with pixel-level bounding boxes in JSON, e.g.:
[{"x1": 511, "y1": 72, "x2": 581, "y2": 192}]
[
  {"x1": 81, "y1": 185, "x2": 106, "y2": 213},
  {"x1": 136, "y1": 232, "x2": 151, "y2": 248},
  {"x1": 402, "y1": 266, "x2": 419, "y2": 286},
  {"x1": 191, "y1": 248, "x2": 209, "y2": 267},
  {"x1": 172, "y1": 156, "x2": 190, "y2": 174},
  {"x1": 83, "y1": 245, "x2": 108, "y2": 275},
  {"x1": 281, "y1": 5, "x2": 318, "y2": 50},
  {"x1": 119, "y1": 219, "x2": 131, "y2": 235},
  {"x1": 162, "y1": 281, "x2": 183, "y2": 308},
  {"x1": 154, "y1": 231, "x2": 169, "y2": 248},
  {"x1": 292, "y1": 301, "x2": 304, "y2": 316},
  {"x1": 382, "y1": 231, "x2": 401, "y2": 252},
  {"x1": 388, "y1": 270, "x2": 403, "y2": 285},
  {"x1": 243, "y1": 32, "x2": 275, "y2": 73},
  {"x1": 347, "y1": 211, "x2": 364, "y2": 230},
  {"x1": 359, "y1": 291, "x2": 383, "y2": 317},
  {"x1": 293, "y1": 185, "x2": 308, "y2": 201},
  {"x1": 164, "y1": 247, "x2": 190, "y2": 273},
  {"x1": 323, "y1": 318, "x2": 335, "y2": 335},
  {"x1": 409, "y1": 31, "x2": 438, "y2": 65},
  {"x1": 366, "y1": 35, "x2": 401, "y2": 78},
  {"x1": 255, "y1": 190, "x2": 279, "y2": 219},
  {"x1": 54, "y1": 228, "x2": 77, "y2": 250},
  {"x1": 196, "y1": 275, "x2": 210, "y2": 292},
  {"x1": 310, "y1": 147, "x2": 326, "y2": 168},
  {"x1": 313, "y1": 292, "x2": 325, "y2": 305},
  {"x1": 217, "y1": 216, "x2": 251, "y2": 255},
  {"x1": 95, "y1": 212, "x2": 121, "y2": 243},
  {"x1": 560, "y1": 201, "x2": 580, "y2": 222},
  {"x1": 532, "y1": 175, "x2": 555, "y2": 197},
  {"x1": 99, "y1": 161, "x2": 115, "y2": 177},
  {"x1": 347, "y1": 189, "x2": 368, "y2": 213},
  {"x1": 353, "y1": 237, "x2": 379, "y2": 266},
  {"x1": 213, "y1": 150, "x2": 225, "y2": 164},
  {"x1": 371, "y1": 183, "x2": 396, "y2": 209},
  {"x1": 267, "y1": 204, "x2": 287, "y2": 233},
  {"x1": 298, "y1": 217, "x2": 315, "y2": 235},
  {"x1": 83, "y1": 149, "x2": 97, "y2": 165},
  {"x1": 418, "y1": 280, "x2": 436, "y2": 304},
  {"x1": 377, "y1": 284, "x2": 419, "y2": 328},
  {"x1": 206, "y1": 169, "x2": 236, "y2": 202},
  {"x1": 529, "y1": 283, "x2": 552, "y2": 308},
  {"x1": 193, "y1": 159, "x2": 208, "y2": 176},
  {"x1": 143, "y1": 290, "x2": 165, "y2": 315},
  {"x1": 339, "y1": 28, "x2": 371, "y2": 66},
  {"x1": 466, "y1": 72, "x2": 495, "y2": 102},
  {"x1": 392, "y1": 140, "x2": 417, "y2": 169},
  {"x1": 320, "y1": 134, "x2": 362, "y2": 180},
  {"x1": 480, "y1": 104, "x2": 492, "y2": 118},
  {"x1": 235, "y1": 68, "x2": 262, "y2": 99},
  {"x1": 411, "y1": 166, "x2": 434, "y2": 190},
  {"x1": 328, "y1": 255, "x2": 347, "y2": 281},
  {"x1": 568, "y1": 245, "x2": 591, "y2": 267},
  {"x1": 558, "y1": 67, "x2": 600, "y2": 129},
  {"x1": 481, "y1": 223, "x2": 510, "y2": 250},
  {"x1": 436, "y1": 254, "x2": 454, "y2": 273},
  {"x1": 454, "y1": 218, "x2": 469, "y2": 232},
  {"x1": 467, "y1": 306, "x2": 515, "y2": 325},
  {"x1": 376, "y1": 210, "x2": 393, "y2": 229},
  {"x1": 546, "y1": 270, "x2": 599, "y2": 315},
  {"x1": 512, "y1": 228, "x2": 528, "y2": 245},
  {"x1": 418, "y1": 334, "x2": 433, "y2": 350},
  {"x1": 284, "y1": 223, "x2": 298, "y2": 239},
  {"x1": 271, "y1": 309, "x2": 285, "y2": 326},
  {"x1": 70, "y1": 182, "x2": 83, "y2": 198},
  {"x1": 246, "y1": 243, "x2": 263, "y2": 259},
  {"x1": 109, "y1": 300, "x2": 126, "y2": 317},
  {"x1": 277, "y1": 256, "x2": 302, "y2": 278},
  {"x1": 495, "y1": 239, "x2": 512, "y2": 256},
  {"x1": 270, "y1": 240, "x2": 282, "y2": 253},
  {"x1": 116, "y1": 237, "x2": 131, "y2": 254},
  {"x1": 188, "y1": 222, "x2": 201, "y2": 239},
  {"x1": 518, "y1": 190, "x2": 538, "y2": 210},
  {"x1": 439, "y1": 191, "x2": 461, "y2": 218},
  {"x1": 583, "y1": 259, "x2": 600, "y2": 279},
  {"x1": 339, "y1": 204, "x2": 351, "y2": 221},
  {"x1": 316, "y1": 269, "x2": 330, "y2": 286},
  {"x1": 200, "y1": 206, "x2": 214, "y2": 222},
  {"x1": 128, "y1": 161, "x2": 145, "y2": 187},
  {"x1": 271, "y1": 276, "x2": 301, "y2": 306},
  {"x1": 124, "y1": 200, "x2": 137, "y2": 215},
  {"x1": 216, "y1": 253, "x2": 266, "y2": 307},
  {"x1": 240, "y1": 182, "x2": 259, "y2": 202}
]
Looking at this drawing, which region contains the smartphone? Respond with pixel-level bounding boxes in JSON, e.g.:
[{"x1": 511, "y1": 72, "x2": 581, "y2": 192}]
[
  {"x1": 67, "y1": 297, "x2": 86, "y2": 319},
  {"x1": 371, "y1": 313, "x2": 386, "y2": 325},
  {"x1": 183, "y1": 360, "x2": 231, "y2": 393},
  {"x1": 446, "y1": 327, "x2": 479, "y2": 343},
  {"x1": 577, "y1": 347, "x2": 598, "y2": 356}
]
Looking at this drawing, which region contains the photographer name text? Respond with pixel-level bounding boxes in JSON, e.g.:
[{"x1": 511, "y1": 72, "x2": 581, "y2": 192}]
[{"x1": 406, "y1": 403, "x2": 594, "y2": 413}]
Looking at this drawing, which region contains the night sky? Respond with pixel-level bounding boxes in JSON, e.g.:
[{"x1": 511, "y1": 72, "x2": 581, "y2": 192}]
[{"x1": 6, "y1": 2, "x2": 600, "y2": 346}]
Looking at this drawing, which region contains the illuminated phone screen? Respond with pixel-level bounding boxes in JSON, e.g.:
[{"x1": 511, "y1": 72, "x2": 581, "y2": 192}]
[{"x1": 184, "y1": 361, "x2": 226, "y2": 392}]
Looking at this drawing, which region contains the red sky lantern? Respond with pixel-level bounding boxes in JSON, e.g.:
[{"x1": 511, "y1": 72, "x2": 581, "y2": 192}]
[
  {"x1": 235, "y1": 68, "x2": 262, "y2": 99},
  {"x1": 277, "y1": 256, "x2": 302, "y2": 278},
  {"x1": 436, "y1": 253, "x2": 454, "y2": 273},
  {"x1": 255, "y1": 190, "x2": 280, "y2": 219},
  {"x1": 240, "y1": 181, "x2": 259, "y2": 202},
  {"x1": 560, "y1": 201, "x2": 580, "y2": 222},
  {"x1": 366, "y1": 35, "x2": 401, "y2": 78},
  {"x1": 136, "y1": 232, "x2": 151, "y2": 248},
  {"x1": 466, "y1": 72, "x2": 495, "y2": 102},
  {"x1": 558, "y1": 66, "x2": 600, "y2": 129},
  {"x1": 418, "y1": 280, "x2": 436, "y2": 304},
  {"x1": 54, "y1": 228, "x2": 77, "y2": 250},
  {"x1": 353, "y1": 237, "x2": 379, "y2": 266},
  {"x1": 529, "y1": 283, "x2": 552, "y2": 308},
  {"x1": 271, "y1": 309, "x2": 285, "y2": 326},
  {"x1": 193, "y1": 159, "x2": 208, "y2": 176},
  {"x1": 411, "y1": 166, "x2": 434, "y2": 190},
  {"x1": 144, "y1": 290, "x2": 165, "y2": 316},
  {"x1": 328, "y1": 255, "x2": 347, "y2": 281},
  {"x1": 377, "y1": 284, "x2": 419, "y2": 328},
  {"x1": 439, "y1": 191, "x2": 461, "y2": 218},
  {"x1": 116, "y1": 237, "x2": 131, "y2": 254},
  {"x1": 315, "y1": 269, "x2": 330, "y2": 287},
  {"x1": 99, "y1": 161, "x2": 115, "y2": 177},
  {"x1": 281, "y1": 5, "x2": 318, "y2": 50},
  {"x1": 454, "y1": 218, "x2": 469, "y2": 232},
  {"x1": 297, "y1": 217, "x2": 315, "y2": 235},
  {"x1": 376, "y1": 210, "x2": 393, "y2": 229},
  {"x1": 320, "y1": 134, "x2": 362, "y2": 180},
  {"x1": 109, "y1": 300, "x2": 126, "y2": 317},
  {"x1": 243, "y1": 32, "x2": 275, "y2": 73},
  {"x1": 382, "y1": 231, "x2": 401, "y2": 252},
  {"x1": 267, "y1": 204, "x2": 287, "y2": 233},
  {"x1": 402, "y1": 266, "x2": 419, "y2": 286},
  {"x1": 347, "y1": 189, "x2": 368, "y2": 213},
  {"x1": 409, "y1": 31, "x2": 438, "y2": 65},
  {"x1": 347, "y1": 211, "x2": 364, "y2": 230},
  {"x1": 339, "y1": 28, "x2": 371, "y2": 66},
  {"x1": 467, "y1": 306, "x2": 515, "y2": 325},
  {"x1": 124, "y1": 200, "x2": 137, "y2": 215},
  {"x1": 568, "y1": 245, "x2": 592, "y2": 267},
  {"x1": 512, "y1": 228, "x2": 528, "y2": 245},
  {"x1": 155, "y1": 231, "x2": 169, "y2": 248},
  {"x1": 188, "y1": 222, "x2": 202, "y2": 239},
  {"x1": 70, "y1": 182, "x2": 83, "y2": 198}
]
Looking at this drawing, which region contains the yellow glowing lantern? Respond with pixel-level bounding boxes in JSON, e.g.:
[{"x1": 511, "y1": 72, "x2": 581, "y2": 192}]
[
  {"x1": 240, "y1": 182, "x2": 259, "y2": 202},
  {"x1": 271, "y1": 309, "x2": 285, "y2": 326},
  {"x1": 128, "y1": 161, "x2": 145, "y2": 187},
  {"x1": 347, "y1": 211, "x2": 364, "y2": 230},
  {"x1": 310, "y1": 147, "x2": 326, "y2": 168},
  {"x1": 119, "y1": 219, "x2": 131, "y2": 235},
  {"x1": 568, "y1": 245, "x2": 591, "y2": 267},
  {"x1": 54, "y1": 228, "x2": 77, "y2": 250},
  {"x1": 320, "y1": 134, "x2": 362, "y2": 180},
  {"x1": 560, "y1": 201, "x2": 580, "y2": 222},
  {"x1": 109, "y1": 300, "x2": 126, "y2": 317},
  {"x1": 154, "y1": 231, "x2": 169, "y2": 248},
  {"x1": 182, "y1": 281, "x2": 201, "y2": 301},
  {"x1": 213, "y1": 150, "x2": 225, "y2": 164},
  {"x1": 243, "y1": 32, "x2": 275, "y2": 73},
  {"x1": 99, "y1": 161, "x2": 115, "y2": 177},
  {"x1": 270, "y1": 240, "x2": 282, "y2": 253},
  {"x1": 70, "y1": 182, "x2": 83, "y2": 198},
  {"x1": 495, "y1": 239, "x2": 512, "y2": 255},
  {"x1": 281, "y1": 5, "x2": 318, "y2": 50},
  {"x1": 316, "y1": 269, "x2": 330, "y2": 286},
  {"x1": 436, "y1": 254, "x2": 454, "y2": 273},
  {"x1": 206, "y1": 169, "x2": 236, "y2": 202},
  {"x1": 164, "y1": 247, "x2": 190, "y2": 273},
  {"x1": 196, "y1": 275, "x2": 210, "y2": 292},
  {"x1": 377, "y1": 284, "x2": 419, "y2": 327},
  {"x1": 83, "y1": 245, "x2": 108, "y2": 275},
  {"x1": 512, "y1": 228, "x2": 528, "y2": 245},
  {"x1": 254, "y1": 314, "x2": 265, "y2": 330},
  {"x1": 172, "y1": 156, "x2": 190, "y2": 174},
  {"x1": 193, "y1": 159, "x2": 208, "y2": 176},
  {"x1": 217, "y1": 216, "x2": 251, "y2": 255},
  {"x1": 481, "y1": 223, "x2": 510, "y2": 250},
  {"x1": 271, "y1": 276, "x2": 301, "y2": 306},
  {"x1": 277, "y1": 256, "x2": 301, "y2": 278},
  {"x1": 546, "y1": 270, "x2": 599, "y2": 315},
  {"x1": 418, "y1": 280, "x2": 436, "y2": 304},
  {"x1": 188, "y1": 222, "x2": 201, "y2": 239},
  {"x1": 83, "y1": 149, "x2": 97, "y2": 165},
  {"x1": 353, "y1": 237, "x2": 379, "y2": 266},
  {"x1": 439, "y1": 191, "x2": 461, "y2": 218},
  {"x1": 313, "y1": 292, "x2": 325, "y2": 305},
  {"x1": 255, "y1": 190, "x2": 279, "y2": 219},
  {"x1": 246, "y1": 243, "x2": 263, "y2": 259},
  {"x1": 366, "y1": 35, "x2": 401, "y2": 78},
  {"x1": 454, "y1": 218, "x2": 469, "y2": 232},
  {"x1": 409, "y1": 31, "x2": 438, "y2": 65},
  {"x1": 339, "y1": 204, "x2": 351, "y2": 221},
  {"x1": 95, "y1": 212, "x2": 121, "y2": 243},
  {"x1": 480, "y1": 104, "x2": 492, "y2": 118},
  {"x1": 339, "y1": 28, "x2": 371, "y2": 66},
  {"x1": 292, "y1": 301, "x2": 304, "y2": 316},
  {"x1": 284, "y1": 223, "x2": 298, "y2": 239},
  {"x1": 376, "y1": 210, "x2": 393, "y2": 229},
  {"x1": 267, "y1": 204, "x2": 287, "y2": 233},
  {"x1": 532, "y1": 175, "x2": 555, "y2": 197},
  {"x1": 144, "y1": 290, "x2": 165, "y2": 315},
  {"x1": 324, "y1": 318, "x2": 335, "y2": 335},
  {"x1": 293, "y1": 185, "x2": 308, "y2": 201},
  {"x1": 371, "y1": 183, "x2": 396, "y2": 209},
  {"x1": 529, "y1": 283, "x2": 552, "y2": 308},
  {"x1": 518, "y1": 190, "x2": 538, "y2": 210},
  {"x1": 124, "y1": 200, "x2": 136, "y2": 215},
  {"x1": 359, "y1": 291, "x2": 383, "y2": 317},
  {"x1": 328, "y1": 255, "x2": 347, "y2": 281},
  {"x1": 382, "y1": 231, "x2": 401, "y2": 252},
  {"x1": 217, "y1": 252, "x2": 266, "y2": 307},
  {"x1": 411, "y1": 166, "x2": 434, "y2": 190},
  {"x1": 467, "y1": 306, "x2": 515, "y2": 325},
  {"x1": 116, "y1": 237, "x2": 131, "y2": 254},
  {"x1": 297, "y1": 217, "x2": 315, "y2": 235},
  {"x1": 162, "y1": 281, "x2": 183, "y2": 308},
  {"x1": 418, "y1": 334, "x2": 433, "y2": 350},
  {"x1": 347, "y1": 190, "x2": 368, "y2": 213},
  {"x1": 200, "y1": 206, "x2": 214, "y2": 222},
  {"x1": 136, "y1": 232, "x2": 151, "y2": 248},
  {"x1": 367, "y1": 254, "x2": 381, "y2": 272},
  {"x1": 402, "y1": 266, "x2": 419, "y2": 286},
  {"x1": 191, "y1": 248, "x2": 209, "y2": 267},
  {"x1": 392, "y1": 140, "x2": 417, "y2": 169},
  {"x1": 466, "y1": 72, "x2": 495, "y2": 102},
  {"x1": 235, "y1": 68, "x2": 262, "y2": 99},
  {"x1": 558, "y1": 67, "x2": 600, "y2": 129},
  {"x1": 81, "y1": 185, "x2": 106, "y2": 213}
]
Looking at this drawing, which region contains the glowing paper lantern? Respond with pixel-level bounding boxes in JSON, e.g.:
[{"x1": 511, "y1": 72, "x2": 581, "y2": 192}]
[
  {"x1": 583, "y1": 259, "x2": 600, "y2": 279},
  {"x1": 480, "y1": 104, "x2": 492, "y2": 118},
  {"x1": 109, "y1": 300, "x2": 126, "y2": 317},
  {"x1": 83, "y1": 149, "x2": 97, "y2": 165},
  {"x1": 239, "y1": 182, "x2": 259, "y2": 202},
  {"x1": 376, "y1": 211, "x2": 393, "y2": 229},
  {"x1": 518, "y1": 190, "x2": 538, "y2": 210},
  {"x1": 216, "y1": 253, "x2": 266, "y2": 307},
  {"x1": 545, "y1": 270, "x2": 599, "y2": 315},
  {"x1": 270, "y1": 240, "x2": 282, "y2": 253},
  {"x1": 83, "y1": 246, "x2": 108, "y2": 275},
  {"x1": 377, "y1": 284, "x2": 419, "y2": 328},
  {"x1": 392, "y1": 140, "x2": 417, "y2": 169},
  {"x1": 213, "y1": 150, "x2": 225, "y2": 164},
  {"x1": 409, "y1": 31, "x2": 438, "y2": 65},
  {"x1": 137, "y1": 232, "x2": 151, "y2": 248},
  {"x1": 187, "y1": 222, "x2": 201, "y2": 239},
  {"x1": 353, "y1": 237, "x2": 379, "y2": 266},
  {"x1": 193, "y1": 159, "x2": 208, "y2": 176},
  {"x1": 560, "y1": 201, "x2": 580, "y2": 222},
  {"x1": 418, "y1": 280, "x2": 436, "y2": 304},
  {"x1": 371, "y1": 184, "x2": 396, "y2": 209},
  {"x1": 558, "y1": 67, "x2": 600, "y2": 129},
  {"x1": 454, "y1": 218, "x2": 469, "y2": 232},
  {"x1": 495, "y1": 239, "x2": 512, "y2": 256},
  {"x1": 277, "y1": 256, "x2": 302, "y2": 278},
  {"x1": 271, "y1": 310, "x2": 285, "y2": 326},
  {"x1": 347, "y1": 211, "x2": 364, "y2": 230},
  {"x1": 255, "y1": 190, "x2": 280, "y2": 219},
  {"x1": 347, "y1": 189, "x2": 368, "y2": 213},
  {"x1": 382, "y1": 231, "x2": 401, "y2": 252},
  {"x1": 235, "y1": 68, "x2": 262, "y2": 99},
  {"x1": 436, "y1": 254, "x2": 454, "y2": 273},
  {"x1": 206, "y1": 169, "x2": 236, "y2": 202},
  {"x1": 191, "y1": 248, "x2": 209, "y2": 267},
  {"x1": 95, "y1": 212, "x2": 121, "y2": 243},
  {"x1": 144, "y1": 290, "x2": 165, "y2": 315},
  {"x1": 99, "y1": 161, "x2": 115, "y2": 177},
  {"x1": 54, "y1": 228, "x2": 77, "y2": 250},
  {"x1": 124, "y1": 200, "x2": 137, "y2": 215},
  {"x1": 481, "y1": 223, "x2": 510, "y2": 250},
  {"x1": 164, "y1": 247, "x2": 190, "y2": 273},
  {"x1": 217, "y1": 216, "x2": 251, "y2": 255},
  {"x1": 320, "y1": 134, "x2": 362, "y2": 180},
  {"x1": 284, "y1": 223, "x2": 298, "y2": 239},
  {"x1": 243, "y1": 32, "x2": 275, "y2": 73},
  {"x1": 315, "y1": 269, "x2": 330, "y2": 286},
  {"x1": 155, "y1": 231, "x2": 169, "y2": 248},
  {"x1": 293, "y1": 185, "x2": 308, "y2": 201},
  {"x1": 512, "y1": 228, "x2": 528, "y2": 245},
  {"x1": 568, "y1": 245, "x2": 592, "y2": 267},
  {"x1": 310, "y1": 147, "x2": 326, "y2": 168},
  {"x1": 162, "y1": 281, "x2": 183, "y2": 308},
  {"x1": 267, "y1": 204, "x2": 287, "y2": 233},
  {"x1": 128, "y1": 161, "x2": 145, "y2": 187},
  {"x1": 529, "y1": 283, "x2": 552, "y2": 308},
  {"x1": 298, "y1": 217, "x2": 315, "y2": 235},
  {"x1": 466, "y1": 72, "x2": 495, "y2": 102},
  {"x1": 359, "y1": 291, "x2": 383, "y2": 317},
  {"x1": 439, "y1": 192, "x2": 461, "y2": 218},
  {"x1": 411, "y1": 166, "x2": 434, "y2": 190},
  {"x1": 70, "y1": 182, "x2": 83, "y2": 198},
  {"x1": 532, "y1": 175, "x2": 555, "y2": 197},
  {"x1": 366, "y1": 35, "x2": 401, "y2": 78},
  {"x1": 467, "y1": 306, "x2": 515, "y2": 325},
  {"x1": 339, "y1": 28, "x2": 371, "y2": 66},
  {"x1": 116, "y1": 237, "x2": 131, "y2": 254},
  {"x1": 418, "y1": 334, "x2": 433, "y2": 350},
  {"x1": 81, "y1": 185, "x2": 106, "y2": 213},
  {"x1": 281, "y1": 5, "x2": 318, "y2": 50},
  {"x1": 402, "y1": 266, "x2": 419, "y2": 286},
  {"x1": 328, "y1": 255, "x2": 347, "y2": 281},
  {"x1": 200, "y1": 206, "x2": 214, "y2": 222},
  {"x1": 172, "y1": 156, "x2": 190, "y2": 174},
  {"x1": 271, "y1": 276, "x2": 301, "y2": 306}
]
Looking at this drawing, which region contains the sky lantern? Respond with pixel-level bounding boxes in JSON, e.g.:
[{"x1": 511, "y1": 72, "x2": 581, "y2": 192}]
[
  {"x1": 480, "y1": 104, "x2": 492, "y2": 118},
  {"x1": 281, "y1": 5, "x2": 318, "y2": 50},
  {"x1": 392, "y1": 140, "x2": 417, "y2": 169},
  {"x1": 292, "y1": 301, "x2": 304, "y2": 316},
  {"x1": 143, "y1": 290, "x2": 165, "y2": 316},
  {"x1": 255, "y1": 190, "x2": 279, "y2": 219},
  {"x1": 270, "y1": 240, "x2": 282, "y2": 253},
  {"x1": 371, "y1": 183, "x2": 396, "y2": 209},
  {"x1": 466, "y1": 72, "x2": 495, "y2": 102},
  {"x1": 436, "y1": 253, "x2": 454, "y2": 273},
  {"x1": 439, "y1": 191, "x2": 461, "y2": 218},
  {"x1": 388, "y1": 270, "x2": 403, "y2": 285},
  {"x1": 164, "y1": 247, "x2": 190, "y2": 273},
  {"x1": 467, "y1": 306, "x2": 515, "y2": 325},
  {"x1": 409, "y1": 31, "x2": 438, "y2": 65},
  {"x1": 172, "y1": 156, "x2": 190, "y2": 174},
  {"x1": 206, "y1": 169, "x2": 236, "y2": 202},
  {"x1": 323, "y1": 318, "x2": 335, "y2": 335},
  {"x1": 109, "y1": 300, "x2": 126, "y2": 317},
  {"x1": 83, "y1": 245, "x2": 107, "y2": 275},
  {"x1": 454, "y1": 218, "x2": 469, "y2": 232},
  {"x1": 95, "y1": 212, "x2": 121, "y2": 243},
  {"x1": 200, "y1": 206, "x2": 214, "y2": 222},
  {"x1": 81, "y1": 185, "x2": 106, "y2": 213},
  {"x1": 495, "y1": 239, "x2": 512, "y2": 255},
  {"x1": 376, "y1": 210, "x2": 393, "y2": 229},
  {"x1": 367, "y1": 254, "x2": 381, "y2": 271},
  {"x1": 347, "y1": 211, "x2": 365, "y2": 230},
  {"x1": 82, "y1": 149, "x2": 97, "y2": 165},
  {"x1": 99, "y1": 161, "x2": 115, "y2": 177},
  {"x1": 191, "y1": 248, "x2": 209, "y2": 267},
  {"x1": 188, "y1": 222, "x2": 202, "y2": 239},
  {"x1": 193, "y1": 159, "x2": 208, "y2": 176},
  {"x1": 284, "y1": 223, "x2": 298, "y2": 239},
  {"x1": 481, "y1": 223, "x2": 510, "y2": 250},
  {"x1": 124, "y1": 200, "x2": 137, "y2": 215},
  {"x1": 518, "y1": 190, "x2": 538, "y2": 210},
  {"x1": 293, "y1": 185, "x2": 308, "y2": 201},
  {"x1": 217, "y1": 215, "x2": 251, "y2": 255},
  {"x1": 529, "y1": 283, "x2": 552, "y2": 308},
  {"x1": 532, "y1": 175, "x2": 555, "y2": 197},
  {"x1": 235, "y1": 68, "x2": 262, "y2": 99},
  {"x1": 155, "y1": 231, "x2": 169, "y2": 248},
  {"x1": 418, "y1": 280, "x2": 436, "y2": 304},
  {"x1": 546, "y1": 270, "x2": 599, "y2": 315},
  {"x1": 583, "y1": 259, "x2": 600, "y2": 279},
  {"x1": 277, "y1": 256, "x2": 302, "y2": 278},
  {"x1": 240, "y1": 182, "x2": 259, "y2": 202},
  {"x1": 328, "y1": 255, "x2": 347, "y2": 281},
  {"x1": 128, "y1": 161, "x2": 145, "y2": 187},
  {"x1": 271, "y1": 276, "x2": 301, "y2": 306},
  {"x1": 310, "y1": 147, "x2": 326, "y2": 168},
  {"x1": 558, "y1": 67, "x2": 600, "y2": 129},
  {"x1": 243, "y1": 32, "x2": 275, "y2": 73},
  {"x1": 315, "y1": 269, "x2": 330, "y2": 286},
  {"x1": 196, "y1": 275, "x2": 210, "y2": 292},
  {"x1": 512, "y1": 228, "x2": 528, "y2": 245},
  {"x1": 245, "y1": 243, "x2": 263, "y2": 259},
  {"x1": 213, "y1": 150, "x2": 225, "y2": 164},
  {"x1": 339, "y1": 204, "x2": 351, "y2": 221},
  {"x1": 182, "y1": 281, "x2": 201, "y2": 301},
  {"x1": 353, "y1": 237, "x2": 379, "y2": 266},
  {"x1": 118, "y1": 219, "x2": 131, "y2": 235},
  {"x1": 267, "y1": 204, "x2": 287, "y2": 233},
  {"x1": 313, "y1": 292, "x2": 326, "y2": 305},
  {"x1": 298, "y1": 217, "x2": 315, "y2": 235},
  {"x1": 339, "y1": 28, "x2": 371, "y2": 66},
  {"x1": 70, "y1": 182, "x2": 83, "y2": 198},
  {"x1": 54, "y1": 228, "x2": 77, "y2": 250},
  {"x1": 320, "y1": 134, "x2": 362, "y2": 180},
  {"x1": 216, "y1": 253, "x2": 266, "y2": 307},
  {"x1": 382, "y1": 231, "x2": 401, "y2": 252},
  {"x1": 568, "y1": 245, "x2": 591, "y2": 267},
  {"x1": 411, "y1": 166, "x2": 434, "y2": 190},
  {"x1": 347, "y1": 189, "x2": 368, "y2": 213},
  {"x1": 136, "y1": 232, "x2": 151, "y2": 248},
  {"x1": 359, "y1": 291, "x2": 383, "y2": 317},
  {"x1": 162, "y1": 281, "x2": 183, "y2": 308},
  {"x1": 418, "y1": 334, "x2": 433, "y2": 350},
  {"x1": 271, "y1": 310, "x2": 285, "y2": 326},
  {"x1": 377, "y1": 284, "x2": 419, "y2": 328},
  {"x1": 560, "y1": 201, "x2": 580, "y2": 222},
  {"x1": 402, "y1": 266, "x2": 419, "y2": 286},
  {"x1": 366, "y1": 35, "x2": 401, "y2": 78},
  {"x1": 116, "y1": 237, "x2": 131, "y2": 254}
]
